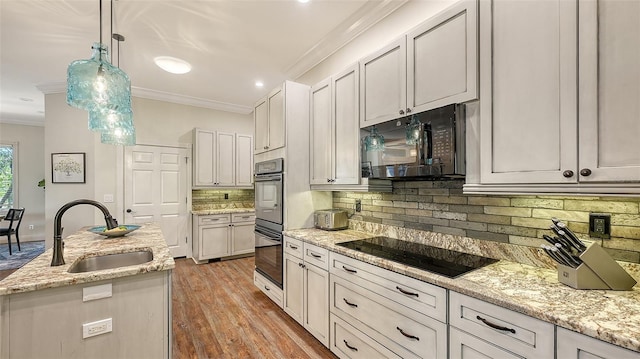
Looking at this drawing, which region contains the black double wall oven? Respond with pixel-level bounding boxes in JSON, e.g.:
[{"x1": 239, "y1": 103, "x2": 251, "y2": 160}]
[{"x1": 254, "y1": 158, "x2": 284, "y2": 288}]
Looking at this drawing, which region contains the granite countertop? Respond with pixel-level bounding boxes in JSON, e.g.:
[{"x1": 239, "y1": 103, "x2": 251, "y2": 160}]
[
  {"x1": 192, "y1": 208, "x2": 255, "y2": 215},
  {"x1": 284, "y1": 224, "x2": 640, "y2": 353},
  {"x1": 0, "y1": 223, "x2": 175, "y2": 296}
]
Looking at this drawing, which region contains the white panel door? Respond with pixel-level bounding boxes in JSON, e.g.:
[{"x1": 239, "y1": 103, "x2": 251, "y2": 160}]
[{"x1": 125, "y1": 145, "x2": 189, "y2": 258}]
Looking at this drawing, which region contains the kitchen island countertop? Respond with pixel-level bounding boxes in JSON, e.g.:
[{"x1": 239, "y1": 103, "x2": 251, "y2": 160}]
[
  {"x1": 0, "y1": 223, "x2": 174, "y2": 295},
  {"x1": 284, "y1": 225, "x2": 640, "y2": 353}
]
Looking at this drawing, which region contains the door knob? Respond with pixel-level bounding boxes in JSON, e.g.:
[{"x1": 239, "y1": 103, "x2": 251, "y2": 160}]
[
  {"x1": 562, "y1": 170, "x2": 574, "y2": 178},
  {"x1": 580, "y1": 168, "x2": 592, "y2": 176},
  {"x1": 126, "y1": 209, "x2": 132, "y2": 213}
]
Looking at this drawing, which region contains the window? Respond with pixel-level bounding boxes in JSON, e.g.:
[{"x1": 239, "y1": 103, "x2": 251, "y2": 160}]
[{"x1": 0, "y1": 143, "x2": 17, "y2": 212}]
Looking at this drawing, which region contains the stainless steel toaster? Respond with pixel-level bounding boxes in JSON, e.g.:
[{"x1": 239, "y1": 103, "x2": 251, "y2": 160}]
[{"x1": 314, "y1": 209, "x2": 348, "y2": 231}]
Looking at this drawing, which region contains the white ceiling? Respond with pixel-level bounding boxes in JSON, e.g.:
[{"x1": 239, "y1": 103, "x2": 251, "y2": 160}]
[{"x1": 0, "y1": 0, "x2": 405, "y2": 126}]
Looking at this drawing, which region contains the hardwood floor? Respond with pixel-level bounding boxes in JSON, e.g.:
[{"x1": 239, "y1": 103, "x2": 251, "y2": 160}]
[{"x1": 172, "y1": 257, "x2": 338, "y2": 359}]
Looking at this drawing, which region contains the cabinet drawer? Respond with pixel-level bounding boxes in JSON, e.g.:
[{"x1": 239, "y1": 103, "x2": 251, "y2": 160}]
[
  {"x1": 254, "y1": 270, "x2": 283, "y2": 309},
  {"x1": 231, "y1": 213, "x2": 256, "y2": 223},
  {"x1": 330, "y1": 313, "x2": 402, "y2": 359},
  {"x1": 331, "y1": 275, "x2": 447, "y2": 358},
  {"x1": 198, "y1": 214, "x2": 230, "y2": 225},
  {"x1": 284, "y1": 236, "x2": 303, "y2": 258},
  {"x1": 304, "y1": 243, "x2": 329, "y2": 271},
  {"x1": 330, "y1": 252, "x2": 447, "y2": 323},
  {"x1": 449, "y1": 327, "x2": 522, "y2": 359},
  {"x1": 449, "y1": 291, "x2": 554, "y2": 358}
]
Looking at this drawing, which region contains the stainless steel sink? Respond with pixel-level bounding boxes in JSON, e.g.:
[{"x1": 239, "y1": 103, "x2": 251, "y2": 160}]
[{"x1": 68, "y1": 250, "x2": 153, "y2": 273}]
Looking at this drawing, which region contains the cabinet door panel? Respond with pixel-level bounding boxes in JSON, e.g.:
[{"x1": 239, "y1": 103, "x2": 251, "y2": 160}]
[
  {"x1": 235, "y1": 134, "x2": 253, "y2": 187},
  {"x1": 333, "y1": 65, "x2": 361, "y2": 185},
  {"x1": 200, "y1": 226, "x2": 230, "y2": 258},
  {"x1": 283, "y1": 254, "x2": 304, "y2": 325},
  {"x1": 216, "y1": 132, "x2": 235, "y2": 186},
  {"x1": 556, "y1": 327, "x2": 640, "y2": 359},
  {"x1": 254, "y1": 97, "x2": 268, "y2": 154},
  {"x1": 579, "y1": 0, "x2": 640, "y2": 182},
  {"x1": 231, "y1": 222, "x2": 254, "y2": 256},
  {"x1": 310, "y1": 78, "x2": 333, "y2": 185},
  {"x1": 408, "y1": 0, "x2": 478, "y2": 113},
  {"x1": 480, "y1": 0, "x2": 577, "y2": 183},
  {"x1": 268, "y1": 86, "x2": 285, "y2": 151},
  {"x1": 304, "y1": 263, "x2": 329, "y2": 346},
  {"x1": 194, "y1": 129, "x2": 215, "y2": 186},
  {"x1": 360, "y1": 38, "x2": 406, "y2": 127}
]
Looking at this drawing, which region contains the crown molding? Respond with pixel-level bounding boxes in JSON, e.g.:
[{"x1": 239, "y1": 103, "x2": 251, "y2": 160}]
[
  {"x1": 0, "y1": 117, "x2": 45, "y2": 127},
  {"x1": 285, "y1": 0, "x2": 409, "y2": 79},
  {"x1": 36, "y1": 82, "x2": 253, "y2": 115}
]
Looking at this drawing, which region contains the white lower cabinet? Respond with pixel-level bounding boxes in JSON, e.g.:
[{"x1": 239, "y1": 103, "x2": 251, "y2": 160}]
[
  {"x1": 254, "y1": 270, "x2": 283, "y2": 309},
  {"x1": 192, "y1": 213, "x2": 255, "y2": 264},
  {"x1": 449, "y1": 291, "x2": 554, "y2": 358},
  {"x1": 329, "y1": 252, "x2": 447, "y2": 359},
  {"x1": 330, "y1": 313, "x2": 402, "y2": 359},
  {"x1": 557, "y1": 327, "x2": 640, "y2": 359},
  {"x1": 283, "y1": 236, "x2": 329, "y2": 347}
]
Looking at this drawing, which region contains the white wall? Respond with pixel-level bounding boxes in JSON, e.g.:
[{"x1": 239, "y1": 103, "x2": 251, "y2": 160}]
[
  {"x1": 44, "y1": 93, "x2": 252, "y2": 248},
  {"x1": 0, "y1": 123, "x2": 45, "y2": 242},
  {"x1": 296, "y1": 0, "x2": 456, "y2": 85}
]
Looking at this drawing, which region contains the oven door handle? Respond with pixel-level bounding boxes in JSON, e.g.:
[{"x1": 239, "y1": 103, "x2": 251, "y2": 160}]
[
  {"x1": 255, "y1": 176, "x2": 282, "y2": 182},
  {"x1": 255, "y1": 227, "x2": 281, "y2": 240}
]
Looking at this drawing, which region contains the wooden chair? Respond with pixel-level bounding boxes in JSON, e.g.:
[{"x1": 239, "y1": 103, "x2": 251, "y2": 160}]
[{"x1": 0, "y1": 208, "x2": 25, "y2": 255}]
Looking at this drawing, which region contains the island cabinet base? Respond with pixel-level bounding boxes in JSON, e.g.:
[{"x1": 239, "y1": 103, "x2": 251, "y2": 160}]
[{"x1": 0, "y1": 270, "x2": 172, "y2": 359}]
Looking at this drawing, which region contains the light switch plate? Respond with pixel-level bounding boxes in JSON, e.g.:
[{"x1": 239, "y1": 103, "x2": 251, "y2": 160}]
[
  {"x1": 82, "y1": 318, "x2": 113, "y2": 339},
  {"x1": 103, "y1": 194, "x2": 114, "y2": 203}
]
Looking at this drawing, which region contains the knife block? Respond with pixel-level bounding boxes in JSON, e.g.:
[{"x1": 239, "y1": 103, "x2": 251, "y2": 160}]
[{"x1": 556, "y1": 243, "x2": 637, "y2": 290}]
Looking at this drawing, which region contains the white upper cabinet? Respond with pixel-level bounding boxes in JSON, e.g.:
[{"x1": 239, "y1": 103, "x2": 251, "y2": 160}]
[
  {"x1": 254, "y1": 85, "x2": 286, "y2": 155},
  {"x1": 407, "y1": 0, "x2": 478, "y2": 114},
  {"x1": 479, "y1": 0, "x2": 578, "y2": 185},
  {"x1": 360, "y1": 38, "x2": 407, "y2": 127},
  {"x1": 193, "y1": 128, "x2": 252, "y2": 188},
  {"x1": 310, "y1": 65, "x2": 360, "y2": 187},
  {"x1": 474, "y1": 0, "x2": 640, "y2": 192},
  {"x1": 235, "y1": 134, "x2": 254, "y2": 187},
  {"x1": 578, "y1": 0, "x2": 640, "y2": 183},
  {"x1": 360, "y1": 0, "x2": 478, "y2": 128}
]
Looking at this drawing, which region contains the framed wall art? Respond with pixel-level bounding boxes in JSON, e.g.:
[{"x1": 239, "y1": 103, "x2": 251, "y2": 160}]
[{"x1": 52, "y1": 152, "x2": 86, "y2": 183}]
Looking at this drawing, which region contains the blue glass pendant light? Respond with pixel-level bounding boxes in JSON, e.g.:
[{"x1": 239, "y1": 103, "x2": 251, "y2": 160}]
[
  {"x1": 405, "y1": 114, "x2": 421, "y2": 145},
  {"x1": 364, "y1": 126, "x2": 385, "y2": 152},
  {"x1": 67, "y1": 43, "x2": 132, "y2": 113},
  {"x1": 100, "y1": 117, "x2": 136, "y2": 146}
]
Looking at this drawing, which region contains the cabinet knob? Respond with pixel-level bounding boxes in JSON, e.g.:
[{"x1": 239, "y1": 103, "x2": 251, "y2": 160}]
[
  {"x1": 327, "y1": 179, "x2": 331, "y2": 183},
  {"x1": 126, "y1": 209, "x2": 132, "y2": 213},
  {"x1": 399, "y1": 109, "x2": 405, "y2": 115},
  {"x1": 562, "y1": 170, "x2": 574, "y2": 178},
  {"x1": 580, "y1": 168, "x2": 592, "y2": 177},
  {"x1": 406, "y1": 108, "x2": 412, "y2": 114},
  {"x1": 263, "y1": 146, "x2": 268, "y2": 150}
]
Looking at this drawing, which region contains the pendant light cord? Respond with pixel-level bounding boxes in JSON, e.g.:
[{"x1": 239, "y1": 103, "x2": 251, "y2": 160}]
[
  {"x1": 110, "y1": 0, "x2": 114, "y2": 63},
  {"x1": 99, "y1": 0, "x2": 103, "y2": 60}
]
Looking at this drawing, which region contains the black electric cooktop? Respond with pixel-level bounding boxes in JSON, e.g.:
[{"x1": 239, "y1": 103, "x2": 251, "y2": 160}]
[{"x1": 337, "y1": 237, "x2": 498, "y2": 278}]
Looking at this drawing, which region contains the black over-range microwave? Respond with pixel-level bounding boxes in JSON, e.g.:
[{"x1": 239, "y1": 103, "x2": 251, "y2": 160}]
[{"x1": 361, "y1": 104, "x2": 465, "y2": 180}]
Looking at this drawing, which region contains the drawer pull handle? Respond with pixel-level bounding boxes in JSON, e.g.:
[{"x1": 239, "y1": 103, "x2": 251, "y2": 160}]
[
  {"x1": 476, "y1": 315, "x2": 516, "y2": 334},
  {"x1": 310, "y1": 252, "x2": 322, "y2": 259},
  {"x1": 264, "y1": 286, "x2": 270, "y2": 291},
  {"x1": 342, "y1": 265, "x2": 357, "y2": 274},
  {"x1": 396, "y1": 286, "x2": 419, "y2": 297},
  {"x1": 343, "y1": 340, "x2": 358, "y2": 351},
  {"x1": 396, "y1": 327, "x2": 419, "y2": 341},
  {"x1": 343, "y1": 298, "x2": 358, "y2": 308},
  {"x1": 289, "y1": 245, "x2": 298, "y2": 250}
]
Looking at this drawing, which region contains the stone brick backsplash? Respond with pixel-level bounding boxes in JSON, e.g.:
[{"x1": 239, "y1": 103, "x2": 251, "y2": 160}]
[
  {"x1": 333, "y1": 180, "x2": 640, "y2": 263},
  {"x1": 192, "y1": 189, "x2": 254, "y2": 211}
]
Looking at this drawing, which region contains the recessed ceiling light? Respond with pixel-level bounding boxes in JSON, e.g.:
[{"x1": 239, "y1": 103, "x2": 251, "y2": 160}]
[
  {"x1": 154, "y1": 56, "x2": 192, "y2": 74},
  {"x1": 298, "y1": 0, "x2": 310, "y2": 3},
  {"x1": 255, "y1": 81, "x2": 264, "y2": 88}
]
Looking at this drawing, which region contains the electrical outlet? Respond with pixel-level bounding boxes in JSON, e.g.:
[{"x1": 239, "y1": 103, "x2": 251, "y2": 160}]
[
  {"x1": 28, "y1": 225, "x2": 34, "y2": 230},
  {"x1": 224, "y1": 193, "x2": 229, "y2": 200},
  {"x1": 355, "y1": 199, "x2": 362, "y2": 212},
  {"x1": 589, "y1": 213, "x2": 611, "y2": 239},
  {"x1": 82, "y1": 318, "x2": 113, "y2": 339}
]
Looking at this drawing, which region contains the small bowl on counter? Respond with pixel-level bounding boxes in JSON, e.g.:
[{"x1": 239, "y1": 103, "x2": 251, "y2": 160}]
[{"x1": 88, "y1": 224, "x2": 141, "y2": 238}]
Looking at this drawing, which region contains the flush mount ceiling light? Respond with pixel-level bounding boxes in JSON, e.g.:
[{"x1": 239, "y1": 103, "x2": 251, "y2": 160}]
[
  {"x1": 154, "y1": 56, "x2": 192, "y2": 74},
  {"x1": 255, "y1": 81, "x2": 264, "y2": 88}
]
